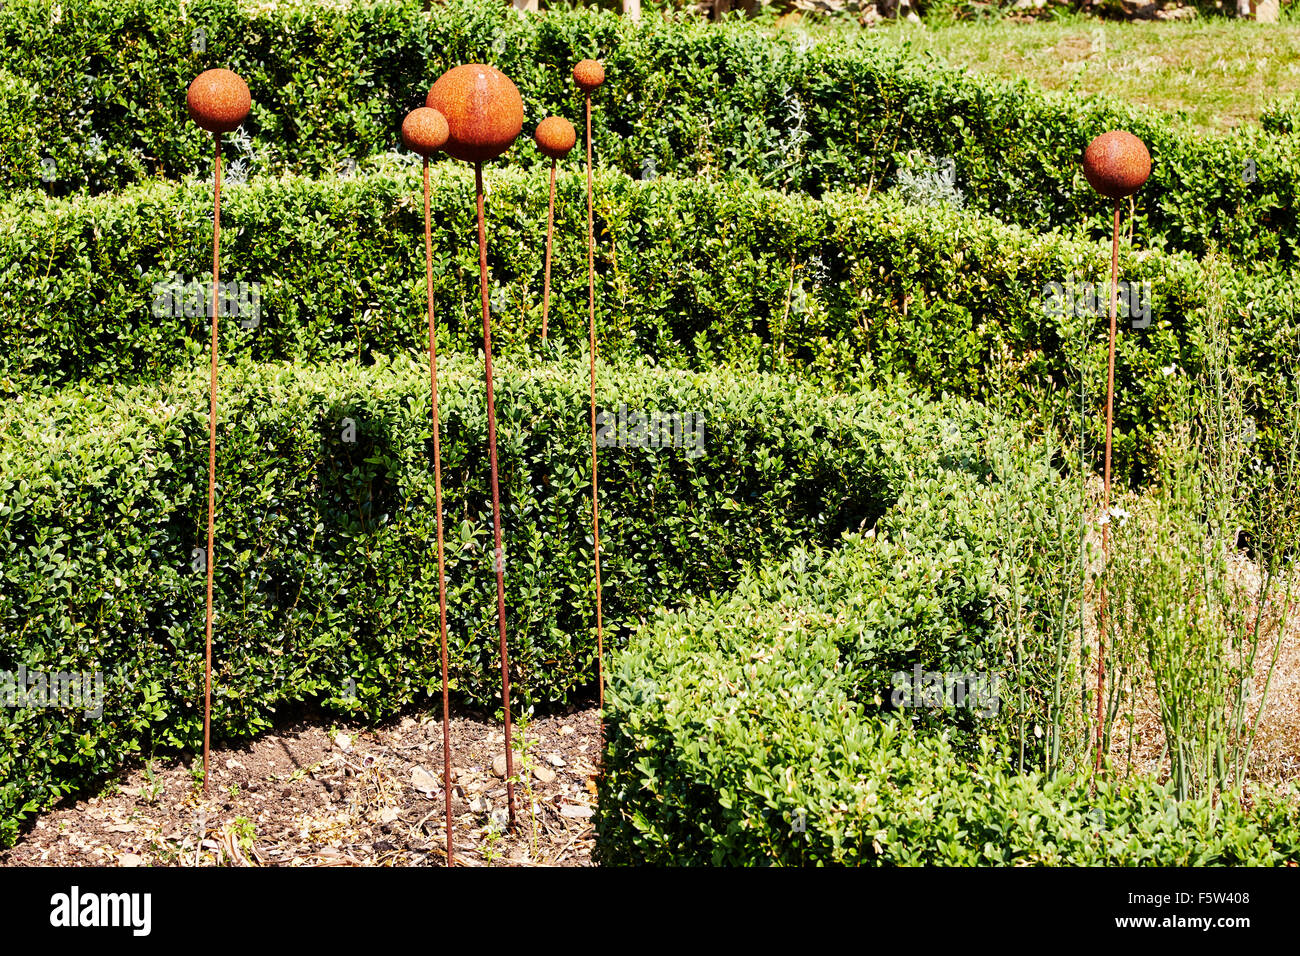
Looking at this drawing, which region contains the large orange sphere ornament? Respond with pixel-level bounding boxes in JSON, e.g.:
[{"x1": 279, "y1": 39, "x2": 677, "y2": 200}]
[
  {"x1": 428, "y1": 61, "x2": 525, "y2": 830},
  {"x1": 534, "y1": 116, "x2": 576, "y2": 160},
  {"x1": 402, "y1": 107, "x2": 450, "y2": 157},
  {"x1": 187, "y1": 69, "x2": 251, "y2": 134},
  {"x1": 1082, "y1": 130, "x2": 1151, "y2": 200},
  {"x1": 426, "y1": 64, "x2": 523, "y2": 163}
]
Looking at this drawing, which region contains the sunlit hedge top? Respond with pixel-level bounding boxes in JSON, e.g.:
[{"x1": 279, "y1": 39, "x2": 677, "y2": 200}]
[{"x1": 1, "y1": 0, "x2": 1298, "y2": 261}]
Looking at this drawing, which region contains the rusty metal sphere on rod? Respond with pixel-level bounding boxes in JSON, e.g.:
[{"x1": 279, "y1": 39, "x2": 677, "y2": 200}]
[
  {"x1": 535, "y1": 115, "x2": 576, "y2": 159},
  {"x1": 427, "y1": 63, "x2": 522, "y2": 827},
  {"x1": 403, "y1": 103, "x2": 455, "y2": 863},
  {"x1": 574, "y1": 59, "x2": 606, "y2": 739},
  {"x1": 187, "y1": 69, "x2": 251, "y2": 134},
  {"x1": 427, "y1": 64, "x2": 524, "y2": 163},
  {"x1": 1082, "y1": 130, "x2": 1151, "y2": 201},
  {"x1": 1082, "y1": 128, "x2": 1150, "y2": 784},
  {"x1": 573, "y1": 59, "x2": 605, "y2": 95},
  {"x1": 186, "y1": 67, "x2": 250, "y2": 796},
  {"x1": 535, "y1": 116, "x2": 576, "y2": 340},
  {"x1": 402, "y1": 106, "x2": 450, "y2": 157}
]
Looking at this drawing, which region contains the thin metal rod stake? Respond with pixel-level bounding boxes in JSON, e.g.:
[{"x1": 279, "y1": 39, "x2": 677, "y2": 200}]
[
  {"x1": 1095, "y1": 200, "x2": 1121, "y2": 779},
  {"x1": 202, "y1": 132, "x2": 222, "y2": 795},
  {"x1": 477, "y1": 161, "x2": 516, "y2": 826},
  {"x1": 585, "y1": 94, "x2": 604, "y2": 721},
  {"x1": 541, "y1": 157, "x2": 557, "y2": 341},
  {"x1": 424, "y1": 157, "x2": 455, "y2": 865}
]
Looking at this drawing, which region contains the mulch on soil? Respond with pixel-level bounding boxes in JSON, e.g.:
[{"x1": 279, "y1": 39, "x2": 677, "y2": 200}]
[{"x1": 0, "y1": 707, "x2": 601, "y2": 867}]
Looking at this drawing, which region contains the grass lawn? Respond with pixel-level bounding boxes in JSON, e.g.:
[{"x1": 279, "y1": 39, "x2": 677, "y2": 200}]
[{"x1": 795, "y1": 15, "x2": 1300, "y2": 133}]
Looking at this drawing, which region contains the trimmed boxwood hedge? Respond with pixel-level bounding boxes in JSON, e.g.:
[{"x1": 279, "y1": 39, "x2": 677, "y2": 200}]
[
  {"x1": 4, "y1": 164, "x2": 1295, "y2": 494},
  {"x1": 0, "y1": 69, "x2": 39, "y2": 188},
  {"x1": 598, "y1": 692, "x2": 1300, "y2": 865},
  {"x1": 0, "y1": 354, "x2": 944, "y2": 846},
  {"x1": 595, "y1": 421, "x2": 1300, "y2": 865},
  {"x1": 1, "y1": 0, "x2": 1298, "y2": 262}
]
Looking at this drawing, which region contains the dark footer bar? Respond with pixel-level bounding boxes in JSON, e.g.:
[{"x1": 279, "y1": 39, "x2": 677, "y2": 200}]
[{"x1": 0, "y1": 864, "x2": 1283, "y2": 943}]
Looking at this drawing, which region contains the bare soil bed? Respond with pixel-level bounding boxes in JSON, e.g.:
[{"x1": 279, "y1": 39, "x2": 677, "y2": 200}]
[{"x1": 0, "y1": 706, "x2": 601, "y2": 867}]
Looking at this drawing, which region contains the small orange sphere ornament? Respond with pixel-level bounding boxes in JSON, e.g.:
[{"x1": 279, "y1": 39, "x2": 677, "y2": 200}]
[
  {"x1": 573, "y1": 59, "x2": 605, "y2": 94},
  {"x1": 1082, "y1": 131, "x2": 1151, "y2": 200},
  {"x1": 402, "y1": 107, "x2": 450, "y2": 157},
  {"x1": 426, "y1": 64, "x2": 523, "y2": 163},
  {"x1": 187, "y1": 69, "x2": 251, "y2": 134},
  {"x1": 534, "y1": 116, "x2": 576, "y2": 160}
]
